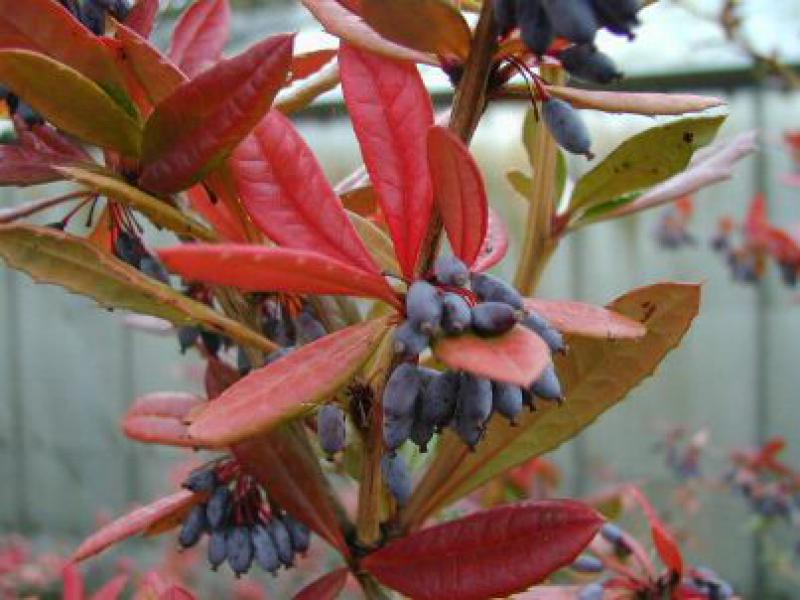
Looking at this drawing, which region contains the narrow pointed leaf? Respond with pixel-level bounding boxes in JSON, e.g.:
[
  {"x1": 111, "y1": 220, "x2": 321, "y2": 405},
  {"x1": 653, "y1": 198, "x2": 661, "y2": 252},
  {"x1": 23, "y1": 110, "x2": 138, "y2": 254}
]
[
  {"x1": 293, "y1": 567, "x2": 349, "y2": 600},
  {"x1": 0, "y1": 141, "x2": 87, "y2": 186},
  {"x1": 168, "y1": 0, "x2": 231, "y2": 78},
  {"x1": 0, "y1": 50, "x2": 141, "y2": 156},
  {"x1": 627, "y1": 486, "x2": 684, "y2": 576},
  {"x1": 234, "y1": 426, "x2": 351, "y2": 556},
  {"x1": 62, "y1": 564, "x2": 85, "y2": 600},
  {"x1": 403, "y1": 283, "x2": 700, "y2": 528},
  {"x1": 546, "y1": 86, "x2": 725, "y2": 116},
  {"x1": 569, "y1": 116, "x2": 725, "y2": 213},
  {"x1": 231, "y1": 110, "x2": 380, "y2": 274},
  {"x1": 56, "y1": 166, "x2": 217, "y2": 241},
  {"x1": 158, "y1": 245, "x2": 399, "y2": 307},
  {"x1": 0, "y1": 0, "x2": 127, "y2": 95},
  {"x1": 301, "y1": 0, "x2": 437, "y2": 65},
  {"x1": 186, "y1": 185, "x2": 248, "y2": 242},
  {"x1": 339, "y1": 44, "x2": 434, "y2": 277},
  {"x1": 432, "y1": 325, "x2": 551, "y2": 387},
  {"x1": 139, "y1": 34, "x2": 293, "y2": 194},
  {"x1": 73, "y1": 491, "x2": 202, "y2": 562},
  {"x1": 189, "y1": 317, "x2": 391, "y2": 446},
  {"x1": 90, "y1": 575, "x2": 129, "y2": 600},
  {"x1": 363, "y1": 500, "x2": 603, "y2": 600},
  {"x1": 115, "y1": 24, "x2": 186, "y2": 108},
  {"x1": 122, "y1": 392, "x2": 206, "y2": 448},
  {"x1": 348, "y1": 211, "x2": 400, "y2": 274},
  {"x1": 523, "y1": 298, "x2": 646, "y2": 339},
  {"x1": 275, "y1": 60, "x2": 341, "y2": 115},
  {"x1": 361, "y1": 0, "x2": 471, "y2": 61},
  {"x1": 289, "y1": 49, "x2": 337, "y2": 84},
  {"x1": 127, "y1": 0, "x2": 160, "y2": 39},
  {"x1": 472, "y1": 207, "x2": 509, "y2": 272},
  {"x1": 0, "y1": 224, "x2": 275, "y2": 353},
  {"x1": 427, "y1": 126, "x2": 488, "y2": 267}
]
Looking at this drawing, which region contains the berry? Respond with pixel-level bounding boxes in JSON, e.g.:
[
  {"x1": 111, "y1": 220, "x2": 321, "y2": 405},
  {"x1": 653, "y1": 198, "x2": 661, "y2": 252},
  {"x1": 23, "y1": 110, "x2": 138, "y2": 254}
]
[
  {"x1": 410, "y1": 416, "x2": 436, "y2": 452},
  {"x1": 570, "y1": 554, "x2": 604, "y2": 573},
  {"x1": 542, "y1": 98, "x2": 593, "y2": 159},
  {"x1": 518, "y1": 0, "x2": 554, "y2": 55},
  {"x1": 434, "y1": 255, "x2": 470, "y2": 287},
  {"x1": 200, "y1": 330, "x2": 222, "y2": 355},
  {"x1": 139, "y1": 255, "x2": 171, "y2": 284},
  {"x1": 522, "y1": 312, "x2": 565, "y2": 353},
  {"x1": 493, "y1": 0, "x2": 516, "y2": 37},
  {"x1": 206, "y1": 486, "x2": 233, "y2": 530},
  {"x1": 393, "y1": 320, "x2": 430, "y2": 357},
  {"x1": 471, "y1": 301, "x2": 518, "y2": 336},
  {"x1": 492, "y1": 381, "x2": 523, "y2": 424},
  {"x1": 531, "y1": 365, "x2": 563, "y2": 401},
  {"x1": 420, "y1": 369, "x2": 459, "y2": 430},
  {"x1": 454, "y1": 374, "x2": 492, "y2": 448},
  {"x1": 591, "y1": 0, "x2": 640, "y2": 38},
  {"x1": 268, "y1": 517, "x2": 294, "y2": 567},
  {"x1": 441, "y1": 293, "x2": 472, "y2": 335},
  {"x1": 284, "y1": 515, "x2": 311, "y2": 554},
  {"x1": 80, "y1": 0, "x2": 106, "y2": 35},
  {"x1": 559, "y1": 44, "x2": 622, "y2": 84},
  {"x1": 252, "y1": 524, "x2": 280, "y2": 574},
  {"x1": 177, "y1": 326, "x2": 200, "y2": 354},
  {"x1": 208, "y1": 528, "x2": 228, "y2": 570},
  {"x1": 381, "y1": 452, "x2": 413, "y2": 504},
  {"x1": 542, "y1": 0, "x2": 599, "y2": 44},
  {"x1": 182, "y1": 466, "x2": 217, "y2": 493},
  {"x1": 114, "y1": 231, "x2": 142, "y2": 267},
  {"x1": 405, "y1": 281, "x2": 443, "y2": 333},
  {"x1": 294, "y1": 311, "x2": 326, "y2": 344},
  {"x1": 227, "y1": 526, "x2": 254, "y2": 577},
  {"x1": 470, "y1": 272, "x2": 524, "y2": 310},
  {"x1": 178, "y1": 504, "x2": 207, "y2": 549},
  {"x1": 317, "y1": 404, "x2": 347, "y2": 458},
  {"x1": 14, "y1": 101, "x2": 43, "y2": 127},
  {"x1": 383, "y1": 365, "x2": 423, "y2": 450}
]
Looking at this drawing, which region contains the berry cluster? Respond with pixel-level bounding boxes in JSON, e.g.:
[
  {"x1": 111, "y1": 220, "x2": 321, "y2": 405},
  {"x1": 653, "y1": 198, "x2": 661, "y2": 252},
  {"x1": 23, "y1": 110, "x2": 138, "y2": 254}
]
[
  {"x1": 576, "y1": 524, "x2": 734, "y2": 600},
  {"x1": 114, "y1": 230, "x2": 171, "y2": 285},
  {"x1": 179, "y1": 462, "x2": 311, "y2": 578},
  {"x1": 725, "y1": 462, "x2": 800, "y2": 524},
  {"x1": 58, "y1": 0, "x2": 134, "y2": 35}
]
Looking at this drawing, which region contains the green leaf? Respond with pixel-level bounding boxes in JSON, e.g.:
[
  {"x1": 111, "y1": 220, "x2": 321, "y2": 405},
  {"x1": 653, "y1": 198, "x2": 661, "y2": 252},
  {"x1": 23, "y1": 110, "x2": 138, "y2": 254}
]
[
  {"x1": 401, "y1": 283, "x2": 701, "y2": 529},
  {"x1": 506, "y1": 170, "x2": 533, "y2": 200},
  {"x1": 568, "y1": 115, "x2": 725, "y2": 214},
  {"x1": 56, "y1": 165, "x2": 217, "y2": 242},
  {"x1": 0, "y1": 224, "x2": 274, "y2": 353},
  {"x1": 518, "y1": 109, "x2": 566, "y2": 207},
  {"x1": 0, "y1": 50, "x2": 142, "y2": 156},
  {"x1": 575, "y1": 191, "x2": 642, "y2": 224}
]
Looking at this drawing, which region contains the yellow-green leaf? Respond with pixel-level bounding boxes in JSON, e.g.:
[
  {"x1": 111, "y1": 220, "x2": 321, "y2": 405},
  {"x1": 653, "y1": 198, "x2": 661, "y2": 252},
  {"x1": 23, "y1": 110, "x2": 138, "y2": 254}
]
[
  {"x1": 0, "y1": 50, "x2": 141, "y2": 156},
  {"x1": 56, "y1": 165, "x2": 217, "y2": 242},
  {"x1": 506, "y1": 170, "x2": 533, "y2": 200},
  {"x1": 347, "y1": 211, "x2": 400, "y2": 274},
  {"x1": 401, "y1": 283, "x2": 701, "y2": 529},
  {"x1": 569, "y1": 116, "x2": 725, "y2": 214},
  {"x1": 0, "y1": 224, "x2": 274, "y2": 352},
  {"x1": 362, "y1": 0, "x2": 471, "y2": 61}
]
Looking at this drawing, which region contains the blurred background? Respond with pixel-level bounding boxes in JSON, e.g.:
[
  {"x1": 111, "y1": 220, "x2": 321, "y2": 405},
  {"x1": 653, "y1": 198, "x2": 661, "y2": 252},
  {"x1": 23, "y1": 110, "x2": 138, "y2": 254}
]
[{"x1": 1, "y1": 0, "x2": 800, "y2": 597}]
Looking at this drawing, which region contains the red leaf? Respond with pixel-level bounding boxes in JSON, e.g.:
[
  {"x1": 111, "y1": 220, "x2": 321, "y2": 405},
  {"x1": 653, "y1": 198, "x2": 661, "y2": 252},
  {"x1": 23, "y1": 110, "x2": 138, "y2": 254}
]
[
  {"x1": 122, "y1": 391, "x2": 206, "y2": 448},
  {"x1": 73, "y1": 491, "x2": 202, "y2": 562},
  {"x1": 293, "y1": 567, "x2": 349, "y2": 600},
  {"x1": 158, "y1": 245, "x2": 399, "y2": 307},
  {"x1": 433, "y1": 325, "x2": 551, "y2": 387},
  {"x1": 523, "y1": 299, "x2": 646, "y2": 340},
  {"x1": 0, "y1": 0, "x2": 126, "y2": 94},
  {"x1": 339, "y1": 43, "x2": 434, "y2": 278},
  {"x1": 62, "y1": 564, "x2": 86, "y2": 600},
  {"x1": 362, "y1": 500, "x2": 603, "y2": 600},
  {"x1": 231, "y1": 110, "x2": 380, "y2": 274},
  {"x1": 289, "y1": 49, "x2": 337, "y2": 84},
  {"x1": 158, "y1": 587, "x2": 196, "y2": 600},
  {"x1": 115, "y1": 24, "x2": 185, "y2": 110},
  {"x1": 472, "y1": 207, "x2": 509, "y2": 272},
  {"x1": 427, "y1": 126, "x2": 488, "y2": 267},
  {"x1": 627, "y1": 487, "x2": 683, "y2": 577},
  {"x1": 168, "y1": 0, "x2": 231, "y2": 78},
  {"x1": 204, "y1": 356, "x2": 240, "y2": 399},
  {"x1": 127, "y1": 0, "x2": 160, "y2": 39},
  {"x1": 234, "y1": 429, "x2": 351, "y2": 557},
  {"x1": 139, "y1": 34, "x2": 293, "y2": 195},
  {"x1": 90, "y1": 575, "x2": 129, "y2": 600},
  {"x1": 189, "y1": 318, "x2": 390, "y2": 446},
  {"x1": 186, "y1": 184, "x2": 247, "y2": 242}
]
